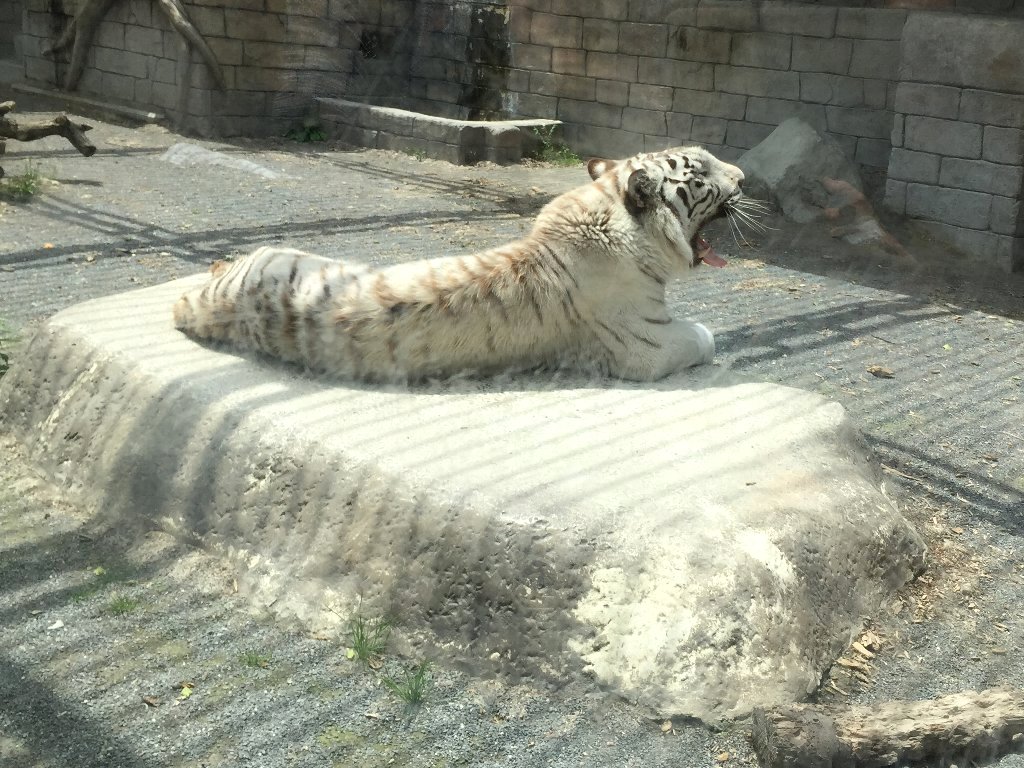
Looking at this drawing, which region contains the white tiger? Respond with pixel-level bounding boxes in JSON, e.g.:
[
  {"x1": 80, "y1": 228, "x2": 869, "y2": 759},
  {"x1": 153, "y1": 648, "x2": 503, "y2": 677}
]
[{"x1": 173, "y1": 146, "x2": 746, "y2": 382}]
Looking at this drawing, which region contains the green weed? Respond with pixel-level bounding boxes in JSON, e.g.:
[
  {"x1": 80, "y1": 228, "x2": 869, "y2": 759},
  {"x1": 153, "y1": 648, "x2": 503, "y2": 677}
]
[
  {"x1": 239, "y1": 648, "x2": 272, "y2": 668},
  {"x1": 0, "y1": 164, "x2": 43, "y2": 201},
  {"x1": 285, "y1": 124, "x2": 327, "y2": 143},
  {"x1": 70, "y1": 565, "x2": 135, "y2": 603},
  {"x1": 105, "y1": 595, "x2": 139, "y2": 616},
  {"x1": 346, "y1": 615, "x2": 391, "y2": 666},
  {"x1": 528, "y1": 125, "x2": 580, "y2": 167},
  {"x1": 380, "y1": 661, "x2": 432, "y2": 706},
  {"x1": 0, "y1": 318, "x2": 16, "y2": 377}
]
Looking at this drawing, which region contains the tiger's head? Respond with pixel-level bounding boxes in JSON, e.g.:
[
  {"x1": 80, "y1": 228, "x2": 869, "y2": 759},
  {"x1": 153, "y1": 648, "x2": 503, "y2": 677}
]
[{"x1": 587, "y1": 146, "x2": 745, "y2": 271}]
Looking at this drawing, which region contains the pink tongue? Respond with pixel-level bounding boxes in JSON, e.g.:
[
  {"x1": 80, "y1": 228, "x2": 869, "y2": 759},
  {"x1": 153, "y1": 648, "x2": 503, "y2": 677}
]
[{"x1": 696, "y1": 236, "x2": 727, "y2": 267}]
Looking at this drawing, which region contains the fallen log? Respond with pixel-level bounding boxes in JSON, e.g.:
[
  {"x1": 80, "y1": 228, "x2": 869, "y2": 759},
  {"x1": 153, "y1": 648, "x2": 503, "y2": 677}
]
[
  {"x1": 0, "y1": 101, "x2": 95, "y2": 178},
  {"x1": 752, "y1": 687, "x2": 1024, "y2": 768}
]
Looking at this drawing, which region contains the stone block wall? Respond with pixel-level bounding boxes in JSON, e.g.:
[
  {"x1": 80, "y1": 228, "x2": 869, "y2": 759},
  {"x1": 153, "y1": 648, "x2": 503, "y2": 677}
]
[
  {"x1": 884, "y1": 14, "x2": 1024, "y2": 271},
  {"x1": 0, "y1": 0, "x2": 23, "y2": 59},
  {"x1": 9, "y1": 0, "x2": 1024, "y2": 269},
  {"x1": 503, "y1": 0, "x2": 908, "y2": 169}
]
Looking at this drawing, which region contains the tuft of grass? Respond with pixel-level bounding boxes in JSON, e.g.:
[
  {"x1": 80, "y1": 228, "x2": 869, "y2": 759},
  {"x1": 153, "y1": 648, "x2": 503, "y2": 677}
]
[
  {"x1": 381, "y1": 661, "x2": 432, "y2": 707},
  {"x1": 346, "y1": 615, "x2": 391, "y2": 666},
  {"x1": 70, "y1": 564, "x2": 135, "y2": 603},
  {"x1": 239, "y1": 648, "x2": 272, "y2": 668},
  {"x1": 528, "y1": 125, "x2": 580, "y2": 166},
  {"x1": 0, "y1": 164, "x2": 44, "y2": 201},
  {"x1": 0, "y1": 318, "x2": 16, "y2": 377},
  {"x1": 402, "y1": 147, "x2": 428, "y2": 161},
  {"x1": 105, "y1": 595, "x2": 139, "y2": 616},
  {"x1": 285, "y1": 123, "x2": 327, "y2": 143}
]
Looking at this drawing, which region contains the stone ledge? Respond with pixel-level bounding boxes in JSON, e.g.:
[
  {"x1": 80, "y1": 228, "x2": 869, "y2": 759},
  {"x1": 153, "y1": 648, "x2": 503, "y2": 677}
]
[
  {"x1": 316, "y1": 97, "x2": 560, "y2": 165},
  {"x1": 0, "y1": 278, "x2": 926, "y2": 723}
]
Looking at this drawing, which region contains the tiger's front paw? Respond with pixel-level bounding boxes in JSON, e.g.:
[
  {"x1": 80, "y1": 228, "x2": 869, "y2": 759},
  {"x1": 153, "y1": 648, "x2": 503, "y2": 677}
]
[{"x1": 692, "y1": 322, "x2": 716, "y2": 364}]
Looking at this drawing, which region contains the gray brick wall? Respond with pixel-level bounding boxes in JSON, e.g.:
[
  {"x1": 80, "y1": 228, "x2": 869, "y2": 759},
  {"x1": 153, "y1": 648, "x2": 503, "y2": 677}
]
[{"x1": 10, "y1": 0, "x2": 1023, "y2": 270}]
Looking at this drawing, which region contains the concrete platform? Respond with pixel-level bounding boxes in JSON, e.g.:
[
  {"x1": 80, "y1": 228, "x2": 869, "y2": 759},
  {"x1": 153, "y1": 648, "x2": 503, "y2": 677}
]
[{"x1": 0, "y1": 277, "x2": 927, "y2": 723}]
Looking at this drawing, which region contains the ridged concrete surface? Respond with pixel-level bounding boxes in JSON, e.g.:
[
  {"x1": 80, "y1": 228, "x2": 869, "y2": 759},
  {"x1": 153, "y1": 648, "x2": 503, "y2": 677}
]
[{"x1": 0, "y1": 276, "x2": 927, "y2": 722}]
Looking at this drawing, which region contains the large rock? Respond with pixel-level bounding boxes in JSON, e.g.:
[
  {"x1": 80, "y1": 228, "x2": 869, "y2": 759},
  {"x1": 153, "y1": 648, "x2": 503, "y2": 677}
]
[
  {"x1": 0, "y1": 278, "x2": 926, "y2": 723},
  {"x1": 737, "y1": 118, "x2": 864, "y2": 224}
]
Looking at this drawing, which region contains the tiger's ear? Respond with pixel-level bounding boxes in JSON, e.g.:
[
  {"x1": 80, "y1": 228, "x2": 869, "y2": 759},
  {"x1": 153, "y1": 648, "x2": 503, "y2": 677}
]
[
  {"x1": 587, "y1": 158, "x2": 616, "y2": 180},
  {"x1": 625, "y1": 169, "x2": 658, "y2": 215}
]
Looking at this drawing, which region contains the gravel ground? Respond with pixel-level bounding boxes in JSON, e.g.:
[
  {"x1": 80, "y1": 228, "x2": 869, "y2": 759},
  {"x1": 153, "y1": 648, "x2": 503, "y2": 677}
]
[{"x1": 1, "y1": 101, "x2": 1023, "y2": 768}]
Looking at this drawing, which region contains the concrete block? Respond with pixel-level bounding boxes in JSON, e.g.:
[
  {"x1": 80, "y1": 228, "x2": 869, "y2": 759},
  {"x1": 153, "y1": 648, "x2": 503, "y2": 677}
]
[
  {"x1": 582, "y1": 18, "x2": 618, "y2": 52},
  {"x1": 215, "y1": 90, "x2": 268, "y2": 116},
  {"x1": 673, "y1": 87, "x2": 747, "y2": 120},
  {"x1": 848, "y1": 40, "x2": 900, "y2": 81},
  {"x1": 530, "y1": 71, "x2": 595, "y2": 101},
  {"x1": 186, "y1": 7, "x2": 225, "y2": 36},
  {"x1": 95, "y1": 20, "x2": 125, "y2": 48},
  {"x1": 619, "y1": 22, "x2": 668, "y2": 57},
  {"x1": 95, "y1": 47, "x2": 151, "y2": 79},
  {"x1": 991, "y1": 196, "x2": 1022, "y2": 237},
  {"x1": 102, "y1": 71, "x2": 136, "y2": 102},
  {"x1": 586, "y1": 52, "x2": 638, "y2": 82},
  {"x1": 23, "y1": 56, "x2": 54, "y2": 85},
  {"x1": 863, "y1": 79, "x2": 890, "y2": 110},
  {"x1": 508, "y1": 5, "x2": 531, "y2": 39},
  {"x1": 643, "y1": 134, "x2": 675, "y2": 152},
  {"x1": 730, "y1": 33, "x2": 791, "y2": 71},
  {"x1": 891, "y1": 114, "x2": 904, "y2": 147},
  {"x1": 207, "y1": 37, "x2": 244, "y2": 66},
  {"x1": 902, "y1": 15, "x2": 1024, "y2": 95},
  {"x1": 959, "y1": 90, "x2": 1024, "y2": 129},
  {"x1": 983, "y1": 126, "x2": 1024, "y2": 165},
  {"x1": 836, "y1": 8, "x2": 907, "y2": 40},
  {"x1": 637, "y1": 58, "x2": 713, "y2": 90},
  {"x1": 906, "y1": 184, "x2": 991, "y2": 229},
  {"x1": 511, "y1": 92, "x2": 557, "y2": 119},
  {"x1": 243, "y1": 41, "x2": 298, "y2": 68},
  {"x1": 904, "y1": 115, "x2": 982, "y2": 159},
  {"x1": 552, "y1": 48, "x2": 586, "y2": 76},
  {"x1": 124, "y1": 25, "x2": 166, "y2": 55},
  {"x1": 224, "y1": 10, "x2": 286, "y2": 42},
  {"x1": 715, "y1": 65, "x2": 799, "y2": 100},
  {"x1": 511, "y1": 43, "x2": 551, "y2": 71},
  {"x1": 234, "y1": 66, "x2": 290, "y2": 91},
  {"x1": 726, "y1": 120, "x2": 775, "y2": 150},
  {"x1": 506, "y1": 67, "x2": 531, "y2": 93},
  {"x1": 152, "y1": 57, "x2": 177, "y2": 84},
  {"x1": 746, "y1": 97, "x2": 827, "y2": 132},
  {"x1": 629, "y1": 83, "x2": 674, "y2": 112},
  {"x1": 914, "y1": 220, "x2": 1003, "y2": 267},
  {"x1": 622, "y1": 107, "x2": 667, "y2": 135},
  {"x1": 669, "y1": 27, "x2": 730, "y2": 64},
  {"x1": 557, "y1": 97, "x2": 622, "y2": 129},
  {"x1": 697, "y1": 0, "x2": 758, "y2": 31},
  {"x1": 562, "y1": 122, "x2": 645, "y2": 158},
  {"x1": 530, "y1": 12, "x2": 582, "y2": 48},
  {"x1": 628, "y1": 0, "x2": 697, "y2": 25},
  {"x1": 761, "y1": 1, "x2": 835, "y2": 38},
  {"x1": 150, "y1": 81, "x2": 178, "y2": 110},
  {"x1": 940, "y1": 158, "x2": 1023, "y2": 198},
  {"x1": 689, "y1": 116, "x2": 728, "y2": 145},
  {"x1": 595, "y1": 79, "x2": 630, "y2": 107},
  {"x1": 884, "y1": 179, "x2": 907, "y2": 215},
  {"x1": 800, "y1": 74, "x2": 865, "y2": 107},
  {"x1": 825, "y1": 106, "x2": 892, "y2": 139},
  {"x1": 791, "y1": 37, "x2": 851, "y2": 75},
  {"x1": 667, "y1": 112, "x2": 694, "y2": 139},
  {"x1": 888, "y1": 148, "x2": 940, "y2": 184},
  {"x1": 550, "y1": 0, "x2": 626, "y2": 20}
]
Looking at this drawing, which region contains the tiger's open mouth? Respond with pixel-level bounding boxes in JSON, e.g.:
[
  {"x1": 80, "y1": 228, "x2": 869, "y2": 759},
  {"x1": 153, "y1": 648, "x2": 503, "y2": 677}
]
[{"x1": 694, "y1": 234, "x2": 727, "y2": 268}]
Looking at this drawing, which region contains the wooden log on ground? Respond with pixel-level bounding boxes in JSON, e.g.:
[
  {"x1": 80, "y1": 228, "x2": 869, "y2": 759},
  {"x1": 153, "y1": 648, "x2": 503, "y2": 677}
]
[
  {"x1": 752, "y1": 687, "x2": 1024, "y2": 768},
  {"x1": 0, "y1": 101, "x2": 96, "y2": 177}
]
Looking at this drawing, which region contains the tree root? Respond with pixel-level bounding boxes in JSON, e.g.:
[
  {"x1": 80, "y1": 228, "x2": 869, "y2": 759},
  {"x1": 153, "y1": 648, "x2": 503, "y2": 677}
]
[
  {"x1": 46, "y1": 0, "x2": 225, "y2": 92},
  {"x1": 0, "y1": 101, "x2": 96, "y2": 178}
]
